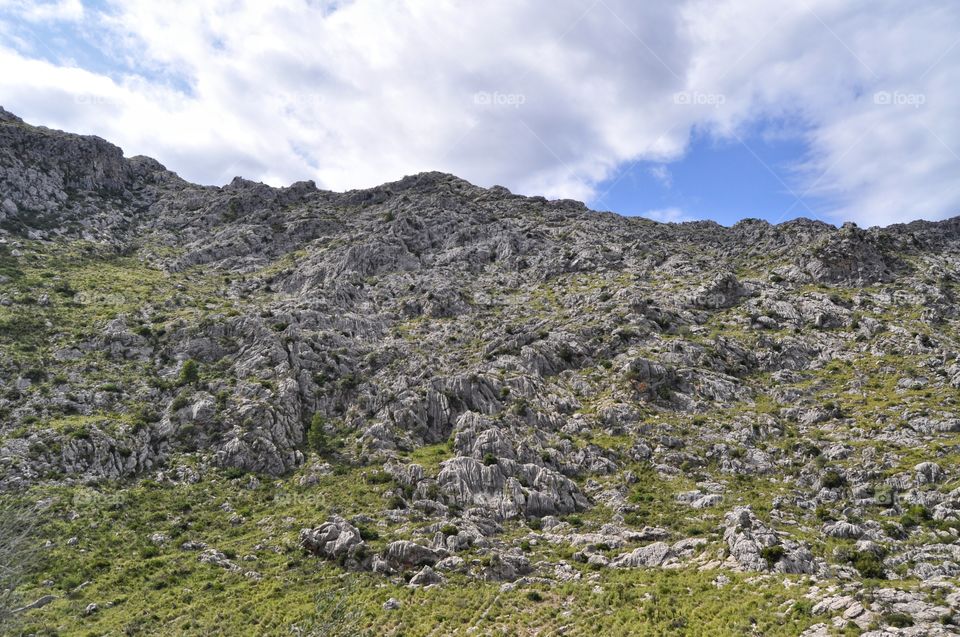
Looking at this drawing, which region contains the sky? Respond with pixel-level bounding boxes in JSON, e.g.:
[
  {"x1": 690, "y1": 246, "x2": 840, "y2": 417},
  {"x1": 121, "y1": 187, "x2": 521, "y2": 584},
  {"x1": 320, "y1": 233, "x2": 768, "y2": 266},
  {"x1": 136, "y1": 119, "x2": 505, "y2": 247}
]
[{"x1": 0, "y1": 0, "x2": 957, "y2": 227}]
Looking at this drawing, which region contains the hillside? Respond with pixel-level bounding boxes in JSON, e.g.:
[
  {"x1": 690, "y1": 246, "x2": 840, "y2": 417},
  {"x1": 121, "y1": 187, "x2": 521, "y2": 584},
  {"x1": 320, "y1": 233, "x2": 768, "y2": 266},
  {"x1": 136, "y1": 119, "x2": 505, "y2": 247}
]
[{"x1": 2, "y1": 108, "x2": 960, "y2": 635}]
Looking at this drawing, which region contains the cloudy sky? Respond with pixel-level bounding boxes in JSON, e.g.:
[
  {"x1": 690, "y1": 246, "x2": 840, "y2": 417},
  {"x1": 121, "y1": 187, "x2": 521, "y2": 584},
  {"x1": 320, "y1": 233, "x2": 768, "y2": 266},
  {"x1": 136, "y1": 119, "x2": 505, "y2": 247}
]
[{"x1": 0, "y1": 0, "x2": 957, "y2": 226}]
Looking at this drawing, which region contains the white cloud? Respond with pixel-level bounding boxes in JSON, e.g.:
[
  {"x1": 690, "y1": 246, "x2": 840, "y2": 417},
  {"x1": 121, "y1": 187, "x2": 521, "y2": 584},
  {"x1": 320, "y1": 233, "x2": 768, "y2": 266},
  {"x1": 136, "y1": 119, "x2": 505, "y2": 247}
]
[
  {"x1": 0, "y1": 0, "x2": 956, "y2": 226},
  {"x1": 643, "y1": 207, "x2": 696, "y2": 223},
  {"x1": 649, "y1": 165, "x2": 673, "y2": 188},
  {"x1": 0, "y1": 0, "x2": 84, "y2": 22},
  {"x1": 679, "y1": 0, "x2": 960, "y2": 226}
]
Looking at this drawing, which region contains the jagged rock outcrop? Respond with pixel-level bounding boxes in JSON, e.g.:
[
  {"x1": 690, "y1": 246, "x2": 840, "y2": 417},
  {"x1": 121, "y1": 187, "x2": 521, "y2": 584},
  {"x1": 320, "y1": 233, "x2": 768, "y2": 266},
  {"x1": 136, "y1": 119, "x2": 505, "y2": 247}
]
[
  {"x1": 723, "y1": 507, "x2": 818, "y2": 574},
  {"x1": 299, "y1": 517, "x2": 368, "y2": 568},
  {"x1": 436, "y1": 456, "x2": 588, "y2": 520},
  {"x1": 800, "y1": 223, "x2": 897, "y2": 285}
]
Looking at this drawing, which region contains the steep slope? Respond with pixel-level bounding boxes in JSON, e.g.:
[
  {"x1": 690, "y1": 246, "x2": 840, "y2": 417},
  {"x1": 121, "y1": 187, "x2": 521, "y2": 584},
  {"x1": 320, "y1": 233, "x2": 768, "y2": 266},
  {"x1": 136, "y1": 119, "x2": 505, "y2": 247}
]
[{"x1": 2, "y1": 109, "x2": 960, "y2": 635}]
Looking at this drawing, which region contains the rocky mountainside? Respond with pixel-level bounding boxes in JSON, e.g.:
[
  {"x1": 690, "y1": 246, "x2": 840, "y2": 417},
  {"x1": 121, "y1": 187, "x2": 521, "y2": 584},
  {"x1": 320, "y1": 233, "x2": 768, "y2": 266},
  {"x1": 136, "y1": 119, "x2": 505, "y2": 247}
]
[{"x1": 3, "y1": 107, "x2": 960, "y2": 635}]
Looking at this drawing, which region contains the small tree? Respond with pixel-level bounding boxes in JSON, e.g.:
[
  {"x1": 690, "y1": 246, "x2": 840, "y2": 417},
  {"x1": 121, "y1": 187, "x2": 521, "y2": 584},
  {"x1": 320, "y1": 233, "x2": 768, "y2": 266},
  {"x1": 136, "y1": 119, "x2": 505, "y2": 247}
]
[
  {"x1": 178, "y1": 359, "x2": 199, "y2": 386},
  {"x1": 307, "y1": 413, "x2": 331, "y2": 456}
]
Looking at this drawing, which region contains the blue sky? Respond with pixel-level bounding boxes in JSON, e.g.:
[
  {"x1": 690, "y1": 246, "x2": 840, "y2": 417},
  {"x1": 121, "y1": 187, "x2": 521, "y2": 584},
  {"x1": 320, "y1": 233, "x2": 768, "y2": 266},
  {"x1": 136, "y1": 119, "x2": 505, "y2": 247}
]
[
  {"x1": 593, "y1": 129, "x2": 818, "y2": 225},
  {"x1": 0, "y1": 0, "x2": 957, "y2": 227}
]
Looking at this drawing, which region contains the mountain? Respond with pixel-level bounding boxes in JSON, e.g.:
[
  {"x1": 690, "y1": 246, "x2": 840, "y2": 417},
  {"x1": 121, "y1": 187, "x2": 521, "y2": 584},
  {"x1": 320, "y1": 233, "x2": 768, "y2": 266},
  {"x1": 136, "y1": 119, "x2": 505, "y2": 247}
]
[{"x1": 2, "y1": 107, "x2": 960, "y2": 635}]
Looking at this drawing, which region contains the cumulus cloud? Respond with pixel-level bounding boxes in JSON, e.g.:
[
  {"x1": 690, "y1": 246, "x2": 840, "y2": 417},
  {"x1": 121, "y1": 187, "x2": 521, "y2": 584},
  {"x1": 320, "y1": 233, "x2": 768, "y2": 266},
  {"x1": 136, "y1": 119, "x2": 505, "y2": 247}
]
[{"x1": 0, "y1": 0, "x2": 956, "y2": 226}]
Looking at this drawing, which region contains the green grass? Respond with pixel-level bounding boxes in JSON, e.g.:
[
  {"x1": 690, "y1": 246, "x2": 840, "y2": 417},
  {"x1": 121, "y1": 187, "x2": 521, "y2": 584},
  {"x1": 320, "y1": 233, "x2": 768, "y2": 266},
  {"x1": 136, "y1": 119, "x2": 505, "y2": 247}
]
[{"x1": 8, "y1": 472, "x2": 826, "y2": 636}]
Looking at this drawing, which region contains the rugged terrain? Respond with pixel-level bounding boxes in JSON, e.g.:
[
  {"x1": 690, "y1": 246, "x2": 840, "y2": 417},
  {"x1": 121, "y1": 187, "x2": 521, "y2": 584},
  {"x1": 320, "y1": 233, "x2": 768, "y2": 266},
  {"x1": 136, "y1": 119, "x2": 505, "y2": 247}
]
[{"x1": 2, "y1": 107, "x2": 960, "y2": 635}]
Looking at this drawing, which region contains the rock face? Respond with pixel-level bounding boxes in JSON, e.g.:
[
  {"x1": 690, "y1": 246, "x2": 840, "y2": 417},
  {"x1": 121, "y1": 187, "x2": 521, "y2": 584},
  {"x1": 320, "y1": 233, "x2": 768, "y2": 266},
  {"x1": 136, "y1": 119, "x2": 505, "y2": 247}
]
[
  {"x1": 800, "y1": 223, "x2": 896, "y2": 285},
  {"x1": 4, "y1": 110, "x2": 960, "y2": 631},
  {"x1": 436, "y1": 456, "x2": 588, "y2": 520},
  {"x1": 299, "y1": 517, "x2": 367, "y2": 567},
  {"x1": 611, "y1": 542, "x2": 674, "y2": 568},
  {"x1": 408, "y1": 565, "x2": 443, "y2": 587},
  {"x1": 723, "y1": 507, "x2": 818, "y2": 574},
  {"x1": 686, "y1": 272, "x2": 749, "y2": 309},
  {"x1": 382, "y1": 541, "x2": 443, "y2": 570}
]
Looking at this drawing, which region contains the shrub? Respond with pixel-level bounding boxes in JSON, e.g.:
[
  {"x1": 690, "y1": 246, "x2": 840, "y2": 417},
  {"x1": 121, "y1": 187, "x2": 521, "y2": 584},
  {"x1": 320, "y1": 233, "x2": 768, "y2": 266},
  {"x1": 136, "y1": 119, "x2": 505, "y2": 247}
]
[
  {"x1": 511, "y1": 399, "x2": 529, "y2": 417},
  {"x1": 791, "y1": 599, "x2": 813, "y2": 617},
  {"x1": 852, "y1": 551, "x2": 886, "y2": 579},
  {"x1": 525, "y1": 591, "x2": 543, "y2": 602},
  {"x1": 901, "y1": 504, "x2": 930, "y2": 528},
  {"x1": 307, "y1": 413, "x2": 331, "y2": 456},
  {"x1": 357, "y1": 526, "x2": 379, "y2": 541},
  {"x1": 821, "y1": 470, "x2": 845, "y2": 489},
  {"x1": 139, "y1": 545, "x2": 160, "y2": 559},
  {"x1": 884, "y1": 612, "x2": 914, "y2": 628},
  {"x1": 178, "y1": 359, "x2": 199, "y2": 386},
  {"x1": 760, "y1": 545, "x2": 785, "y2": 567},
  {"x1": 440, "y1": 524, "x2": 459, "y2": 537},
  {"x1": 482, "y1": 453, "x2": 498, "y2": 466},
  {"x1": 365, "y1": 470, "x2": 393, "y2": 485},
  {"x1": 22, "y1": 368, "x2": 46, "y2": 383},
  {"x1": 170, "y1": 393, "x2": 191, "y2": 412}
]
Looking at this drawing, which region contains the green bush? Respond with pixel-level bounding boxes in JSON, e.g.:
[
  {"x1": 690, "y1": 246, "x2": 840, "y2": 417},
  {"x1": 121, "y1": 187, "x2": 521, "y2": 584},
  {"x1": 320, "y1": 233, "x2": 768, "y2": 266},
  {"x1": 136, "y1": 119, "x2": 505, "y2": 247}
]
[
  {"x1": 884, "y1": 612, "x2": 914, "y2": 628},
  {"x1": 178, "y1": 359, "x2": 199, "y2": 386},
  {"x1": 760, "y1": 545, "x2": 785, "y2": 567},
  {"x1": 357, "y1": 525, "x2": 379, "y2": 541},
  {"x1": 900, "y1": 504, "x2": 930, "y2": 529},
  {"x1": 852, "y1": 551, "x2": 886, "y2": 579},
  {"x1": 170, "y1": 393, "x2": 191, "y2": 412},
  {"x1": 307, "y1": 413, "x2": 331, "y2": 456},
  {"x1": 821, "y1": 470, "x2": 845, "y2": 489},
  {"x1": 365, "y1": 470, "x2": 393, "y2": 485}
]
